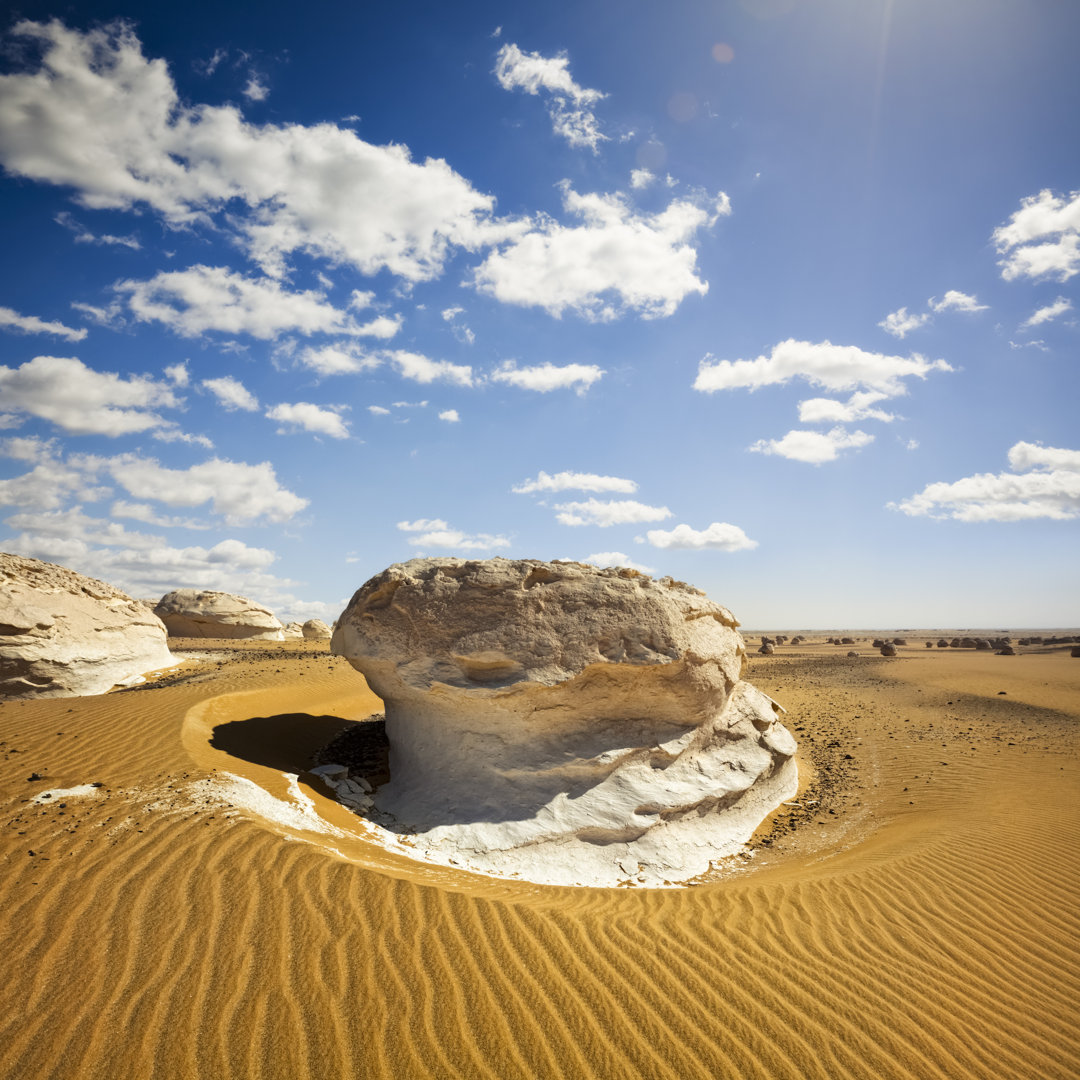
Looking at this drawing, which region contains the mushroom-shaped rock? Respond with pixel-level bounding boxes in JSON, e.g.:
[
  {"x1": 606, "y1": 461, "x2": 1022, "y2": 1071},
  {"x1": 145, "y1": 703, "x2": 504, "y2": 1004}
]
[
  {"x1": 301, "y1": 619, "x2": 332, "y2": 641},
  {"x1": 153, "y1": 590, "x2": 284, "y2": 640},
  {"x1": 937, "y1": 639, "x2": 949, "y2": 648},
  {"x1": 997, "y1": 646, "x2": 1016, "y2": 655},
  {"x1": 880, "y1": 643, "x2": 898, "y2": 657},
  {"x1": 282, "y1": 621, "x2": 305, "y2": 640},
  {"x1": 758, "y1": 643, "x2": 775, "y2": 655},
  {"x1": 0, "y1": 553, "x2": 176, "y2": 699},
  {"x1": 331, "y1": 557, "x2": 798, "y2": 888},
  {"x1": 847, "y1": 650, "x2": 860, "y2": 657},
  {"x1": 975, "y1": 638, "x2": 992, "y2": 651}
]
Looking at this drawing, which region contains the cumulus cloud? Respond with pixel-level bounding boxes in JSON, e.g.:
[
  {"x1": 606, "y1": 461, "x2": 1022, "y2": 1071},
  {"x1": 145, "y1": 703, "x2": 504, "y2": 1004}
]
[
  {"x1": 390, "y1": 350, "x2": 473, "y2": 386},
  {"x1": 116, "y1": 265, "x2": 362, "y2": 339},
  {"x1": 106, "y1": 455, "x2": 308, "y2": 524},
  {"x1": 298, "y1": 342, "x2": 380, "y2": 376},
  {"x1": 879, "y1": 307, "x2": 929, "y2": 339},
  {"x1": 1020, "y1": 296, "x2": 1073, "y2": 329},
  {"x1": 202, "y1": 375, "x2": 259, "y2": 411},
  {"x1": 397, "y1": 518, "x2": 510, "y2": 550},
  {"x1": 0, "y1": 437, "x2": 109, "y2": 509},
  {"x1": 583, "y1": 551, "x2": 655, "y2": 574},
  {"x1": 0, "y1": 305, "x2": 88, "y2": 342},
  {"x1": 694, "y1": 339, "x2": 951, "y2": 398},
  {"x1": 749, "y1": 427, "x2": 875, "y2": 464},
  {"x1": 164, "y1": 361, "x2": 189, "y2": 386},
  {"x1": 928, "y1": 290, "x2": 987, "y2": 313},
  {"x1": 554, "y1": 498, "x2": 671, "y2": 527},
  {"x1": 266, "y1": 402, "x2": 350, "y2": 439},
  {"x1": 0, "y1": 354, "x2": 182, "y2": 436},
  {"x1": 797, "y1": 391, "x2": 895, "y2": 424},
  {"x1": 438, "y1": 409, "x2": 460, "y2": 423},
  {"x1": 512, "y1": 470, "x2": 637, "y2": 495},
  {"x1": 110, "y1": 500, "x2": 211, "y2": 529},
  {"x1": 891, "y1": 441, "x2": 1080, "y2": 521},
  {"x1": 643, "y1": 521, "x2": 758, "y2": 552},
  {"x1": 490, "y1": 360, "x2": 604, "y2": 394},
  {"x1": 993, "y1": 189, "x2": 1080, "y2": 282},
  {"x1": 494, "y1": 43, "x2": 607, "y2": 151},
  {"x1": 630, "y1": 169, "x2": 655, "y2": 190},
  {"x1": 0, "y1": 20, "x2": 517, "y2": 282},
  {"x1": 473, "y1": 183, "x2": 730, "y2": 320},
  {"x1": 368, "y1": 405, "x2": 390, "y2": 415},
  {"x1": 242, "y1": 74, "x2": 269, "y2": 102}
]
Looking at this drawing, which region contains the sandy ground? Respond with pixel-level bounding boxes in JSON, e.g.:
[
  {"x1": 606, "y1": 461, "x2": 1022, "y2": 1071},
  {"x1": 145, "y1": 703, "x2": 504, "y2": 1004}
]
[{"x1": 1, "y1": 636, "x2": 1078, "y2": 1080}]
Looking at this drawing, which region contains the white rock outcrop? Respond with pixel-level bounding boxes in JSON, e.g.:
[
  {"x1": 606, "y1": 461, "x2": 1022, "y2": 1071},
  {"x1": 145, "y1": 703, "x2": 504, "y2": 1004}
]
[
  {"x1": 154, "y1": 590, "x2": 284, "y2": 640},
  {"x1": 282, "y1": 622, "x2": 305, "y2": 640},
  {"x1": 0, "y1": 553, "x2": 176, "y2": 699},
  {"x1": 301, "y1": 619, "x2": 332, "y2": 641},
  {"x1": 331, "y1": 558, "x2": 798, "y2": 887}
]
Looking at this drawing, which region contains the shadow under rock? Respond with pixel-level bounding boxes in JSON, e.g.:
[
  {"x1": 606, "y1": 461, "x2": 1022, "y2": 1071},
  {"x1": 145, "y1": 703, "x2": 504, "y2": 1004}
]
[{"x1": 210, "y1": 712, "x2": 388, "y2": 781}]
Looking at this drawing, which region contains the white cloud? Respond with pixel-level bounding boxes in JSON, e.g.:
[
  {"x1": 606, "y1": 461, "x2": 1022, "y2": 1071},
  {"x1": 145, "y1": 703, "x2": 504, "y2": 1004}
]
[
  {"x1": 0, "y1": 305, "x2": 87, "y2": 342},
  {"x1": 298, "y1": 342, "x2": 380, "y2": 376},
  {"x1": 438, "y1": 409, "x2": 460, "y2": 423},
  {"x1": 390, "y1": 350, "x2": 473, "y2": 386},
  {"x1": 107, "y1": 455, "x2": 308, "y2": 524},
  {"x1": 441, "y1": 306, "x2": 464, "y2": 321},
  {"x1": 797, "y1": 390, "x2": 895, "y2": 424},
  {"x1": 354, "y1": 314, "x2": 402, "y2": 339},
  {"x1": 512, "y1": 470, "x2": 637, "y2": 495},
  {"x1": 164, "y1": 361, "x2": 189, "y2": 386},
  {"x1": 1020, "y1": 296, "x2": 1073, "y2": 329},
  {"x1": 494, "y1": 43, "x2": 607, "y2": 151},
  {"x1": 643, "y1": 522, "x2": 758, "y2": 552},
  {"x1": 0, "y1": 354, "x2": 181, "y2": 436},
  {"x1": 749, "y1": 427, "x2": 875, "y2": 464},
  {"x1": 993, "y1": 189, "x2": 1080, "y2": 282},
  {"x1": 630, "y1": 169, "x2": 655, "y2": 190},
  {"x1": 554, "y1": 498, "x2": 672, "y2": 527},
  {"x1": 440, "y1": 306, "x2": 474, "y2": 344},
  {"x1": 878, "y1": 307, "x2": 930, "y2": 339},
  {"x1": 202, "y1": 375, "x2": 259, "y2": 411},
  {"x1": 0, "y1": 21, "x2": 517, "y2": 282},
  {"x1": 397, "y1": 518, "x2": 510, "y2": 550},
  {"x1": 694, "y1": 339, "x2": 951, "y2": 398},
  {"x1": 584, "y1": 551, "x2": 655, "y2": 574},
  {"x1": 891, "y1": 441, "x2": 1080, "y2": 522},
  {"x1": 473, "y1": 183, "x2": 730, "y2": 320},
  {"x1": 0, "y1": 438, "x2": 109, "y2": 510},
  {"x1": 490, "y1": 360, "x2": 604, "y2": 393},
  {"x1": 368, "y1": 405, "x2": 390, "y2": 415},
  {"x1": 266, "y1": 402, "x2": 350, "y2": 439},
  {"x1": 242, "y1": 74, "x2": 269, "y2": 102},
  {"x1": 110, "y1": 500, "x2": 211, "y2": 529},
  {"x1": 117, "y1": 265, "x2": 362, "y2": 339},
  {"x1": 55, "y1": 210, "x2": 140, "y2": 249},
  {"x1": 928, "y1": 290, "x2": 987, "y2": 313}
]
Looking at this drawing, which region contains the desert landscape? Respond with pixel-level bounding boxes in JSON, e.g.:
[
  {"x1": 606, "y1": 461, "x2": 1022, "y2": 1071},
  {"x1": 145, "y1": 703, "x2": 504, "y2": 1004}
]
[{"x1": 1, "y1": 556, "x2": 1077, "y2": 1080}]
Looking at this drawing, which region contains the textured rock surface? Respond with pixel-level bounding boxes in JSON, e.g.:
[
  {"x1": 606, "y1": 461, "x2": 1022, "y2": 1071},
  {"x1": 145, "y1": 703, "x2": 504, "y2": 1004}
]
[
  {"x1": 331, "y1": 557, "x2": 798, "y2": 887},
  {"x1": 0, "y1": 553, "x2": 176, "y2": 699},
  {"x1": 302, "y1": 619, "x2": 332, "y2": 641},
  {"x1": 154, "y1": 590, "x2": 284, "y2": 640},
  {"x1": 282, "y1": 622, "x2": 305, "y2": 640}
]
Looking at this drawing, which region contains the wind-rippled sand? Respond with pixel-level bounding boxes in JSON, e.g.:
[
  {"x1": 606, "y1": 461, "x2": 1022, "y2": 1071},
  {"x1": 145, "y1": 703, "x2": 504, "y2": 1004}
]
[{"x1": 1, "y1": 639, "x2": 1078, "y2": 1079}]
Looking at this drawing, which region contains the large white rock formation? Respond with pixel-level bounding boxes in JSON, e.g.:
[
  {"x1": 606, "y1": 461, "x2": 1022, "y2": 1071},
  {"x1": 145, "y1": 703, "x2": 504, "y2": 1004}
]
[
  {"x1": 331, "y1": 558, "x2": 798, "y2": 887},
  {"x1": 0, "y1": 553, "x2": 176, "y2": 699},
  {"x1": 301, "y1": 619, "x2": 332, "y2": 641},
  {"x1": 154, "y1": 590, "x2": 284, "y2": 640}
]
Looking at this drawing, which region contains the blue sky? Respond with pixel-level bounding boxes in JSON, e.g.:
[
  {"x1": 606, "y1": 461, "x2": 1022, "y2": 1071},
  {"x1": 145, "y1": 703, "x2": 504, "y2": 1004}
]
[{"x1": 0, "y1": 0, "x2": 1077, "y2": 627}]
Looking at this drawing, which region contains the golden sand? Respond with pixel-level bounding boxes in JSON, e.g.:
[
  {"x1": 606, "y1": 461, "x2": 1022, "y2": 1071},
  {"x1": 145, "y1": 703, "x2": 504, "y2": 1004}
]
[{"x1": 1, "y1": 638, "x2": 1078, "y2": 1079}]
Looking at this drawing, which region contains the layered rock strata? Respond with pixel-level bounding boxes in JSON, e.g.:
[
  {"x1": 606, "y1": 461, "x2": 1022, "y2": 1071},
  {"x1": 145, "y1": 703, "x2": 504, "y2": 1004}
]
[
  {"x1": 154, "y1": 590, "x2": 284, "y2": 640},
  {"x1": 331, "y1": 557, "x2": 798, "y2": 887},
  {"x1": 0, "y1": 553, "x2": 176, "y2": 698}
]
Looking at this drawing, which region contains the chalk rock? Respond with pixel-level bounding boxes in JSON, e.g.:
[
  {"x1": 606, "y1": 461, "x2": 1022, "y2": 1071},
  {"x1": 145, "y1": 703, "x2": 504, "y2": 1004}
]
[
  {"x1": 331, "y1": 557, "x2": 798, "y2": 888},
  {"x1": 302, "y1": 619, "x2": 332, "y2": 641},
  {"x1": 153, "y1": 590, "x2": 284, "y2": 640},
  {"x1": 282, "y1": 621, "x2": 304, "y2": 640},
  {"x1": 0, "y1": 553, "x2": 176, "y2": 699}
]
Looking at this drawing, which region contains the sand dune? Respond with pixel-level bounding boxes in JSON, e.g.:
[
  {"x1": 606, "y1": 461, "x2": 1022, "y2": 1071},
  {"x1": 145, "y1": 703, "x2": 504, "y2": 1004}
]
[{"x1": 1, "y1": 638, "x2": 1078, "y2": 1079}]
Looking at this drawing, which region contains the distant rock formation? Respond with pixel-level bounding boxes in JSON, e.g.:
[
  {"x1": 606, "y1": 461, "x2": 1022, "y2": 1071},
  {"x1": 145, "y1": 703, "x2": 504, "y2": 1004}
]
[
  {"x1": 302, "y1": 619, "x2": 332, "y2": 641},
  {"x1": 880, "y1": 643, "x2": 897, "y2": 656},
  {"x1": 0, "y1": 553, "x2": 175, "y2": 698},
  {"x1": 1072, "y1": 646, "x2": 1080, "y2": 658},
  {"x1": 997, "y1": 646, "x2": 1016, "y2": 655},
  {"x1": 758, "y1": 642, "x2": 775, "y2": 655},
  {"x1": 331, "y1": 557, "x2": 798, "y2": 887},
  {"x1": 282, "y1": 622, "x2": 305, "y2": 640},
  {"x1": 153, "y1": 590, "x2": 284, "y2": 640}
]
